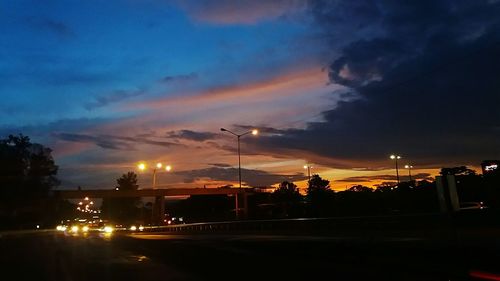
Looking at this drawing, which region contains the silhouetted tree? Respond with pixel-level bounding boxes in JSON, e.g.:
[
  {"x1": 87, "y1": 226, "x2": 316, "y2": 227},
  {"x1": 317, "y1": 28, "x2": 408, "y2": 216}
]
[
  {"x1": 306, "y1": 175, "x2": 335, "y2": 217},
  {"x1": 273, "y1": 181, "x2": 301, "y2": 201},
  {"x1": 347, "y1": 185, "x2": 373, "y2": 192},
  {"x1": 0, "y1": 134, "x2": 59, "y2": 228},
  {"x1": 115, "y1": 171, "x2": 139, "y2": 191},
  {"x1": 0, "y1": 134, "x2": 59, "y2": 198},
  {"x1": 101, "y1": 172, "x2": 140, "y2": 223},
  {"x1": 271, "y1": 181, "x2": 303, "y2": 217}
]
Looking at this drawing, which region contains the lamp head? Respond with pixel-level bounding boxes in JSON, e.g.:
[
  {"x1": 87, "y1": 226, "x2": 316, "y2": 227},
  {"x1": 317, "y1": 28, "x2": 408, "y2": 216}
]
[
  {"x1": 220, "y1": 128, "x2": 227, "y2": 132},
  {"x1": 251, "y1": 129, "x2": 258, "y2": 135}
]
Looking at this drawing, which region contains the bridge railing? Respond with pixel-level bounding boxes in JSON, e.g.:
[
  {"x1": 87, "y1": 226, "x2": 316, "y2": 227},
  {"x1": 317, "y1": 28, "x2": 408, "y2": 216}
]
[{"x1": 141, "y1": 213, "x2": 455, "y2": 238}]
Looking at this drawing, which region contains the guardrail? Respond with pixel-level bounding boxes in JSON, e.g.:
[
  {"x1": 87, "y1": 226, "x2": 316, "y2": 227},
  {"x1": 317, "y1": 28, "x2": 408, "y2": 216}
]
[{"x1": 137, "y1": 213, "x2": 454, "y2": 237}]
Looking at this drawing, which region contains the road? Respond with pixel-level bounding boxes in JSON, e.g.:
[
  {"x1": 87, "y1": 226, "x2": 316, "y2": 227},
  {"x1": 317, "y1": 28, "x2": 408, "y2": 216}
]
[{"x1": 2, "y1": 228, "x2": 499, "y2": 281}]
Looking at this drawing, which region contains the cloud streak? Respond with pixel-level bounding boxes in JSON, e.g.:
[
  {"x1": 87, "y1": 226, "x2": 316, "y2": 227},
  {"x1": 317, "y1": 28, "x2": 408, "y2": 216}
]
[
  {"x1": 337, "y1": 173, "x2": 432, "y2": 183},
  {"x1": 176, "y1": 0, "x2": 307, "y2": 24},
  {"x1": 166, "y1": 130, "x2": 218, "y2": 142},
  {"x1": 85, "y1": 89, "x2": 146, "y2": 110},
  {"x1": 175, "y1": 166, "x2": 307, "y2": 187},
  {"x1": 55, "y1": 133, "x2": 181, "y2": 150}
]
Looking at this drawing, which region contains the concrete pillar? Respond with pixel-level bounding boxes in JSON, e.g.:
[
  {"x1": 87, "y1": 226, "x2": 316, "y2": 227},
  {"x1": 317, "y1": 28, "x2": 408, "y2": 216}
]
[
  {"x1": 243, "y1": 193, "x2": 248, "y2": 218},
  {"x1": 436, "y1": 175, "x2": 460, "y2": 213},
  {"x1": 235, "y1": 194, "x2": 239, "y2": 220},
  {"x1": 152, "y1": 196, "x2": 165, "y2": 225}
]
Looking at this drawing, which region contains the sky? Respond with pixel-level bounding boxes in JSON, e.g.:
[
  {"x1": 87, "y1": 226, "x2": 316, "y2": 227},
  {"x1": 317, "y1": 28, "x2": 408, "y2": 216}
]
[{"x1": 1, "y1": 0, "x2": 499, "y2": 191}]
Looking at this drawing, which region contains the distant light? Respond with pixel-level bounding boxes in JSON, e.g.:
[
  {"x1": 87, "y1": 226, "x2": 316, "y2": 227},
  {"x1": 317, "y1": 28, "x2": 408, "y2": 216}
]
[
  {"x1": 303, "y1": 165, "x2": 308, "y2": 169},
  {"x1": 167, "y1": 220, "x2": 172, "y2": 225},
  {"x1": 138, "y1": 163, "x2": 146, "y2": 171},
  {"x1": 82, "y1": 226, "x2": 89, "y2": 232},
  {"x1": 71, "y1": 226, "x2": 79, "y2": 233},
  {"x1": 78, "y1": 202, "x2": 83, "y2": 205},
  {"x1": 156, "y1": 163, "x2": 162, "y2": 169},
  {"x1": 165, "y1": 165, "x2": 172, "y2": 172},
  {"x1": 138, "y1": 226, "x2": 144, "y2": 231},
  {"x1": 115, "y1": 187, "x2": 119, "y2": 191},
  {"x1": 84, "y1": 197, "x2": 89, "y2": 201},
  {"x1": 104, "y1": 226, "x2": 113, "y2": 233},
  {"x1": 485, "y1": 164, "x2": 498, "y2": 171},
  {"x1": 130, "y1": 225, "x2": 137, "y2": 231},
  {"x1": 56, "y1": 225, "x2": 67, "y2": 231},
  {"x1": 36, "y1": 225, "x2": 40, "y2": 229},
  {"x1": 252, "y1": 129, "x2": 258, "y2": 135}
]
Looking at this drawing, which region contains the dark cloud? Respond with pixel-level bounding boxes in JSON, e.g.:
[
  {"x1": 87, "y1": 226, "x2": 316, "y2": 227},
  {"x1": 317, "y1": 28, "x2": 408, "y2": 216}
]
[
  {"x1": 161, "y1": 72, "x2": 198, "y2": 84},
  {"x1": 337, "y1": 173, "x2": 432, "y2": 183},
  {"x1": 25, "y1": 17, "x2": 75, "y2": 38},
  {"x1": 208, "y1": 163, "x2": 232, "y2": 168},
  {"x1": 85, "y1": 89, "x2": 146, "y2": 110},
  {"x1": 56, "y1": 133, "x2": 134, "y2": 150},
  {"x1": 175, "y1": 167, "x2": 307, "y2": 187},
  {"x1": 234, "y1": 125, "x2": 285, "y2": 135},
  {"x1": 55, "y1": 133, "x2": 180, "y2": 150},
  {"x1": 166, "y1": 130, "x2": 218, "y2": 142},
  {"x1": 249, "y1": 0, "x2": 500, "y2": 169}
]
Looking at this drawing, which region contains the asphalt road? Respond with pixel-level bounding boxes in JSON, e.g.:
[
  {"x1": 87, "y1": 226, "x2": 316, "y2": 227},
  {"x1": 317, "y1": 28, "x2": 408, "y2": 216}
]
[{"x1": 0, "y1": 230, "x2": 499, "y2": 281}]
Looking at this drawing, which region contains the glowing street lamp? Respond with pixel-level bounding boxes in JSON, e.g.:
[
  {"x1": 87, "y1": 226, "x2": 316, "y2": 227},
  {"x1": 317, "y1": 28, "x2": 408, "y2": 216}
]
[
  {"x1": 220, "y1": 128, "x2": 258, "y2": 189},
  {"x1": 137, "y1": 162, "x2": 172, "y2": 188},
  {"x1": 404, "y1": 164, "x2": 413, "y2": 181},
  {"x1": 138, "y1": 163, "x2": 146, "y2": 171},
  {"x1": 390, "y1": 154, "x2": 402, "y2": 184},
  {"x1": 303, "y1": 164, "x2": 313, "y2": 182}
]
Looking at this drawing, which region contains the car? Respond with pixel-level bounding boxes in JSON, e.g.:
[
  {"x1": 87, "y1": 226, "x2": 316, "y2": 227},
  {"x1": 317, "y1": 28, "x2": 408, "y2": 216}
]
[{"x1": 459, "y1": 201, "x2": 487, "y2": 210}]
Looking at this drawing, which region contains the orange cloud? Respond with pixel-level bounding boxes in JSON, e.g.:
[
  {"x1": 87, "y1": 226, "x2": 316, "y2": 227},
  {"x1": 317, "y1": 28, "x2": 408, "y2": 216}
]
[{"x1": 176, "y1": 0, "x2": 307, "y2": 25}]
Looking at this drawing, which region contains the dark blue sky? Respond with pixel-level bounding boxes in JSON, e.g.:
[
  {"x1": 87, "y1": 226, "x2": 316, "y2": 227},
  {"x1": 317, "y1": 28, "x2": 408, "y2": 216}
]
[{"x1": 1, "y1": 0, "x2": 499, "y2": 190}]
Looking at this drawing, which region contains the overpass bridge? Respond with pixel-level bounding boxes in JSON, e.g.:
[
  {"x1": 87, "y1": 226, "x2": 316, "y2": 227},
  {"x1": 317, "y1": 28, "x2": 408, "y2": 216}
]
[{"x1": 53, "y1": 188, "x2": 254, "y2": 224}]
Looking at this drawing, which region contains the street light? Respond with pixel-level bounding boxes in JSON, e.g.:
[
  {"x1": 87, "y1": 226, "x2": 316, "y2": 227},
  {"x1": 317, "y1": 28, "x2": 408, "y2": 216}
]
[
  {"x1": 404, "y1": 164, "x2": 413, "y2": 181},
  {"x1": 220, "y1": 128, "x2": 258, "y2": 189},
  {"x1": 390, "y1": 154, "x2": 402, "y2": 184},
  {"x1": 303, "y1": 164, "x2": 313, "y2": 182},
  {"x1": 137, "y1": 162, "x2": 173, "y2": 189}
]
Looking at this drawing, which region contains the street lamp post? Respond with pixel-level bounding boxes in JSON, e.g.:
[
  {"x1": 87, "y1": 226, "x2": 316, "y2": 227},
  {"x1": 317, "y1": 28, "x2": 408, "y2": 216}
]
[
  {"x1": 220, "y1": 128, "x2": 258, "y2": 189},
  {"x1": 220, "y1": 128, "x2": 258, "y2": 220},
  {"x1": 390, "y1": 155, "x2": 402, "y2": 184},
  {"x1": 405, "y1": 164, "x2": 413, "y2": 181},
  {"x1": 137, "y1": 162, "x2": 172, "y2": 225},
  {"x1": 303, "y1": 164, "x2": 312, "y2": 182},
  {"x1": 138, "y1": 162, "x2": 172, "y2": 189}
]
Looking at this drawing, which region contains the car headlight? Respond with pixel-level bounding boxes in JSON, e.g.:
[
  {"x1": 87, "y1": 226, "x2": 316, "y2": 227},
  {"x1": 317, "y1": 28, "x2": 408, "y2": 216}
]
[
  {"x1": 71, "y1": 225, "x2": 79, "y2": 233},
  {"x1": 130, "y1": 225, "x2": 137, "y2": 231},
  {"x1": 104, "y1": 226, "x2": 113, "y2": 233},
  {"x1": 82, "y1": 226, "x2": 89, "y2": 232}
]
